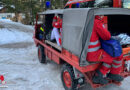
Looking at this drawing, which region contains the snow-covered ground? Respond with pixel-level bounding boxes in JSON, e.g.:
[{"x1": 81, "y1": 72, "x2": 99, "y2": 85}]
[
  {"x1": 0, "y1": 28, "x2": 33, "y2": 45},
  {"x1": 0, "y1": 19, "x2": 130, "y2": 90},
  {"x1": 0, "y1": 19, "x2": 64, "y2": 90}
]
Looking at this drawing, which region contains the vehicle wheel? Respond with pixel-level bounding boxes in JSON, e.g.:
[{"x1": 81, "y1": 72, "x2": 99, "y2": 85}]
[
  {"x1": 61, "y1": 64, "x2": 78, "y2": 90},
  {"x1": 38, "y1": 45, "x2": 46, "y2": 63}
]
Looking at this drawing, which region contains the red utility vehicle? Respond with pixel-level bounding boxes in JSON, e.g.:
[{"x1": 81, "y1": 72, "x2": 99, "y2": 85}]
[{"x1": 33, "y1": 1, "x2": 130, "y2": 90}]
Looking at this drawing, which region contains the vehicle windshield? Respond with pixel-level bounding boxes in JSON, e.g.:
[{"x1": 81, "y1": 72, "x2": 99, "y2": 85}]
[
  {"x1": 68, "y1": 0, "x2": 130, "y2": 8},
  {"x1": 123, "y1": 0, "x2": 130, "y2": 8},
  {"x1": 79, "y1": 0, "x2": 113, "y2": 8},
  {"x1": 80, "y1": 1, "x2": 95, "y2": 8},
  {"x1": 94, "y1": 0, "x2": 113, "y2": 8}
]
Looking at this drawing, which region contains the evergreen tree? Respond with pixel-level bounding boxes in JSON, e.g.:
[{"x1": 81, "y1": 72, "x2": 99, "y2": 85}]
[{"x1": 0, "y1": 0, "x2": 68, "y2": 24}]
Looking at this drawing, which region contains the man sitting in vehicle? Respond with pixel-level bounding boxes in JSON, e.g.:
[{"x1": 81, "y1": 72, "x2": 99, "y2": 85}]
[
  {"x1": 51, "y1": 15, "x2": 62, "y2": 46},
  {"x1": 87, "y1": 16, "x2": 124, "y2": 84}
]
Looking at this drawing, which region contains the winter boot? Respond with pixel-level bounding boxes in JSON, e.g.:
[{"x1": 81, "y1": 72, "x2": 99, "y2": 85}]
[
  {"x1": 107, "y1": 73, "x2": 124, "y2": 82},
  {"x1": 92, "y1": 70, "x2": 109, "y2": 84}
]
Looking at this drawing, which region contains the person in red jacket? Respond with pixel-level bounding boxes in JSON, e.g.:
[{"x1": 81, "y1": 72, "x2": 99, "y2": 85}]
[
  {"x1": 87, "y1": 16, "x2": 124, "y2": 84},
  {"x1": 51, "y1": 15, "x2": 62, "y2": 46}
]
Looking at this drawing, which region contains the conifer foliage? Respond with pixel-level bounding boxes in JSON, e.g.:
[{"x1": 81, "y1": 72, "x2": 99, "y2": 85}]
[{"x1": 0, "y1": 0, "x2": 68, "y2": 24}]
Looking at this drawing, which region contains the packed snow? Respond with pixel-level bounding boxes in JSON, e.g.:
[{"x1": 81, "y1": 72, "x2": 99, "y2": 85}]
[
  {"x1": 0, "y1": 19, "x2": 33, "y2": 45},
  {"x1": 0, "y1": 28, "x2": 33, "y2": 45},
  {"x1": 0, "y1": 19, "x2": 34, "y2": 32},
  {"x1": 0, "y1": 19, "x2": 64, "y2": 90},
  {"x1": 0, "y1": 19, "x2": 130, "y2": 90},
  {"x1": 0, "y1": 19, "x2": 11, "y2": 22}
]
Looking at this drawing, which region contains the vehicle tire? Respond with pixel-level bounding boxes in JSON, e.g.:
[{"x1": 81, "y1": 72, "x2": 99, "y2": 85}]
[
  {"x1": 61, "y1": 64, "x2": 78, "y2": 90},
  {"x1": 38, "y1": 45, "x2": 46, "y2": 63}
]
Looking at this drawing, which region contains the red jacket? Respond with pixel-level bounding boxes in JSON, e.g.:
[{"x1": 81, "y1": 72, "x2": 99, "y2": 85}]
[
  {"x1": 52, "y1": 16, "x2": 62, "y2": 28},
  {"x1": 87, "y1": 16, "x2": 111, "y2": 62}
]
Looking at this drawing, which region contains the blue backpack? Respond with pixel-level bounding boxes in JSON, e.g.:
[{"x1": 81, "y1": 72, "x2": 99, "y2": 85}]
[{"x1": 100, "y1": 38, "x2": 122, "y2": 57}]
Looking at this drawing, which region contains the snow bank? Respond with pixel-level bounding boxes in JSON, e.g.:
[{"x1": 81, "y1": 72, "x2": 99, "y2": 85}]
[
  {"x1": 0, "y1": 19, "x2": 34, "y2": 45},
  {"x1": 0, "y1": 19, "x2": 34, "y2": 31},
  {"x1": 0, "y1": 19, "x2": 12, "y2": 22},
  {"x1": 0, "y1": 28, "x2": 33, "y2": 45}
]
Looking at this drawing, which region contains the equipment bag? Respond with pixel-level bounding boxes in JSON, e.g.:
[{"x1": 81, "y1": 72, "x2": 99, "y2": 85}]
[{"x1": 100, "y1": 38, "x2": 122, "y2": 57}]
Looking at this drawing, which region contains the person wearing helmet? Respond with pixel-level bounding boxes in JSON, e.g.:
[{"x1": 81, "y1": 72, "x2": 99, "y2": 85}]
[
  {"x1": 51, "y1": 15, "x2": 62, "y2": 46},
  {"x1": 87, "y1": 16, "x2": 124, "y2": 84}
]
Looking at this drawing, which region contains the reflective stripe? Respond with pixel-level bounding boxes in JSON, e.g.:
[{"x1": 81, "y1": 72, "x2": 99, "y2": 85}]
[
  {"x1": 113, "y1": 60, "x2": 122, "y2": 64},
  {"x1": 103, "y1": 63, "x2": 111, "y2": 68},
  {"x1": 89, "y1": 40, "x2": 99, "y2": 45},
  {"x1": 112, "y1": 64, "x2": 122, "y2": 68},
  {"x1": 40, "y1": 27, "x2": 44, "y2": 32},
  {"x1": 88, "y1": 46, "x2": 100, "y2": 52}
]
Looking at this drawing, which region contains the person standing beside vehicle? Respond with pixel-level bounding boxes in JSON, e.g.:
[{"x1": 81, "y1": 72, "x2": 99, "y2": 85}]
[{"x1": 87, "y1": 16, "x2": 124, "y2": 84}]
